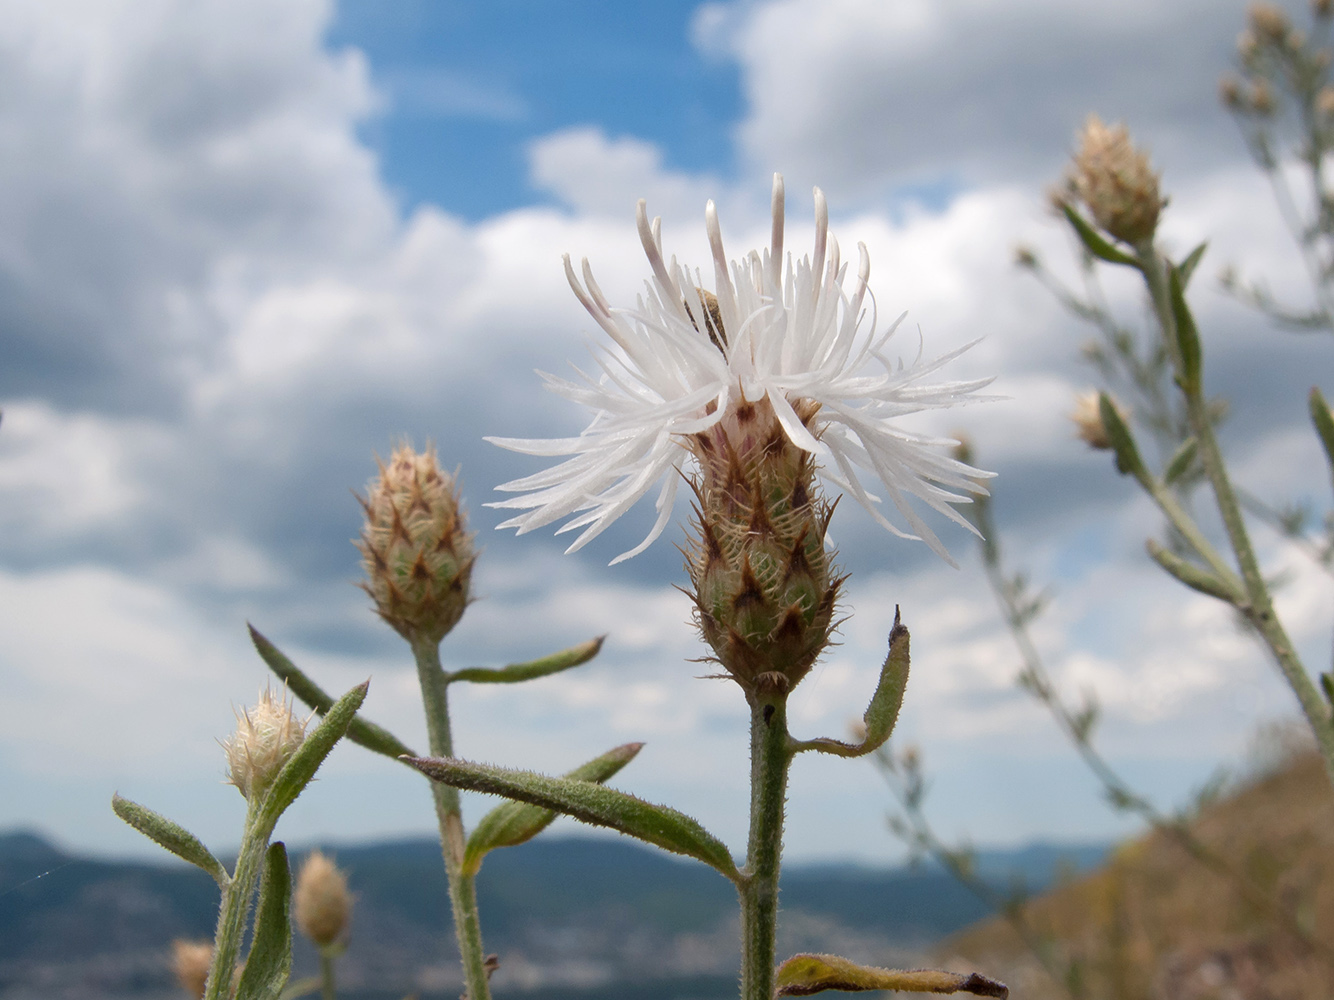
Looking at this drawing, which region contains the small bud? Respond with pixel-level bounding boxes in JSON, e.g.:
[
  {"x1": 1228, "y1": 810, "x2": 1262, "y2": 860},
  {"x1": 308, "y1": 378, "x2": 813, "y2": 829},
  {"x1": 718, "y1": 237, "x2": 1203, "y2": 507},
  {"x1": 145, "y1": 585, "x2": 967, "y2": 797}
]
[
  {"x1": 1012, "y1": 244, "x2": 1039, "y2": 269},
  {"x1": 1071, "y1": 115, "x2": 1165, "y2": 245},
  {"x1": 1070, "y1": 391, "x2": 1127, "y2": 451},
  {"x1": 171, "y1": 939, "x2": 212, "y2": 999},
  {"x1": 1317, "y1": 0, "x2": 1333, "y2": 20},
  {"x1": 1252, "y1": 79, "x2": 1277, "y2": 115},
  {"x1": 295, "y1": 850, "x2": 352, "y2": 948},
  {"x1": 1318, "y1": 86, "x2": 1334, "y2": 116},
  {"x1": 1238, "y1": 28, "x2": 1261, "y2": 62},
  {"x1": 951, "y1": 432, "x2": 975, "y2": 467},
  {"x1": 223, "y1": 687, "x2": 307, "y2": 801},
  {"x1": 1219, "y1": 75, "x2": 1245, "y2": 110},
  {"x1": 1249, "y1": 2, "x2": 1292, "y2": 42},
  {"x1": 357, "y1": 444, "x2": 475, "y2": 647}
]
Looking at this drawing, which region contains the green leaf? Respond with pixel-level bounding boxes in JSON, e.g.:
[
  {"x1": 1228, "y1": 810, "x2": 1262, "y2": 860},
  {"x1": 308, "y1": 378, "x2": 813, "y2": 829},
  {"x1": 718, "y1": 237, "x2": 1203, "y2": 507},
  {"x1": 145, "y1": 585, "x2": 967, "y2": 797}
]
[
  {"x1": 1098, "y1": 393, "x2": 1147, "y2": 481},
  {"x1": 1177, "y1": 242, "x2": 1207, "y2": 288},
  {"x1": 255, "y1": 682, "x2": 369, "y2": 838},
  {"x1": 111, "y1": 795, "x2": 228, "y2": 886},
  {"x1": 1321, "y1": 672, "x2": 1334, "y2": 708},
  {"x1": 794, "y1": 609, "x2": 909, "y2": 758},
  {"x1": 775, "y1": 954, "x2": 1008, "y2": 997},
  {"x1": 1145, "y1": 539, "x2": 1242, "y2": 603},
  {"x1": 463, "y1": 742, "x2": 643, "y2": 877},
  {"x1": 234, "y1": 842, "x2": 293, "y2": 1000},
  {"x1": 250, "y1": 625, "x2": 416, "y2": 760},
  {"x1": 1169, "y1": 265, "x2": 1202, "y2": 393},
  {"x1": 1311, "y1": 387, "x2": 1334, "y2": 494},
  {"x1": 1163, "y1": 437, "x2": 1199, "y2": 485},
  {"x1": 407, "y1": 755, "x2": 740, "y2": 883},
  {"x1": 276, "y1": 978, "x2": 320, "y2": 1000},
  {"x1": 1060, "y1": 203, "x2": 1140, "y2": 268},
  {"x1": 449, "y1": 636, "x2": 604, "y2": 685}
]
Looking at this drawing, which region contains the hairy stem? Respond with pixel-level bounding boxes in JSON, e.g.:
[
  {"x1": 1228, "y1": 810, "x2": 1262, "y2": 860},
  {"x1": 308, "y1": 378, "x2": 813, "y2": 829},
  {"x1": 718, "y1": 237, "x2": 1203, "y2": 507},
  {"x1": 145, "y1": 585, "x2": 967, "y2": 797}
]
[
  {"x1": 412, "y1": 638, "x2": 492, "y2": 1000},
  {"x1": 203, "y1": 797, "x2": 265, "y2": 1000},
  {"x1": 740, "y1": 692, "x2": 791, "y2": 1000},
  {"x1": 319, "y1": 950, "x2": 337, "y2": 1000}
]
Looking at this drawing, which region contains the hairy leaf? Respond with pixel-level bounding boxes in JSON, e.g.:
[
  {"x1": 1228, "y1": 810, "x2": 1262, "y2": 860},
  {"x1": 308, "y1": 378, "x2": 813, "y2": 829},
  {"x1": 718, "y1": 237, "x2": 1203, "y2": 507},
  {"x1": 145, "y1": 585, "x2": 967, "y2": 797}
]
[
  {"x1": 112, "y1": 795, "x2": 228, "y2": 886},
  {"x1": 775, "y1": 954, "x2": 1008, "y2": 998},
  {"x1": 449, "y1": 636, "x2": 604, "y2": 685}
]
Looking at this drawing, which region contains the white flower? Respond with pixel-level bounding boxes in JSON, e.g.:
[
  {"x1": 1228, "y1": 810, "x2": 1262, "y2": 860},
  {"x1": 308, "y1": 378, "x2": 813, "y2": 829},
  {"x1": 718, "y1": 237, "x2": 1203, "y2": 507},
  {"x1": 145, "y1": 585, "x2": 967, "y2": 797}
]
[{"x1": 487, "y1": 174, "x2": 995, "y2": 565}]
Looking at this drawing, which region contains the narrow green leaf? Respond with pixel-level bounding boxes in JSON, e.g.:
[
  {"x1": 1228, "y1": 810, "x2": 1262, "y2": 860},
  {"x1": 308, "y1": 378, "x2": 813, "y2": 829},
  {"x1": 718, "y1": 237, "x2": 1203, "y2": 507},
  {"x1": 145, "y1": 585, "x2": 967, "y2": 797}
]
[
  {"x1": 255, "y1": 682, "x2": 369, "y2": 838},
  {"x1": 1321, "y1": 672, "x2": 1334, "y2": 708},
  {"x1": 407, "y1": 755, "x2": 740, "y2": 883},
  {"x1": 1177, "y1": 242, "x2": 1207, "y2": 288},
  {"x1": 1311, "y1": 387, "x2": 1334, "y2": 495},
  {"x1": 249, "y1": 625, "x2": 417, "y2": 760},
  {"x1": 1060, "y1": 203, "x2": 1139, "y2": 268},
  {"x1": 775, "y1": 954, "x2": 1008, "y2": 998},
  {"x1": 463, "y1": 742, "x2": 643, "y2": 877},
  {"x1": 1163, "y1": 437, "x2": 1199, "y2": 485},
  {"x1": 111, "y1": 795, "x2": 228, "y2": 886},
  {"x1": 1098, "y1": 393, "x2": 1147, "y2": 481},
  {"x1": 1144, "y1": 539, "x2": 1242, "y2": 603},
  {"x1": 449, "y1": 636, "x2": 605, "y2": 685},
  {"x1": 794, "y1": 609, "x2": 909, "y2": 758},
  {"x1": 234, "y1": 842, "x2": 293, "y2": 1000},
  {"x1": 1169, "y1": 265, "x2": 1202, "y2": 393}
]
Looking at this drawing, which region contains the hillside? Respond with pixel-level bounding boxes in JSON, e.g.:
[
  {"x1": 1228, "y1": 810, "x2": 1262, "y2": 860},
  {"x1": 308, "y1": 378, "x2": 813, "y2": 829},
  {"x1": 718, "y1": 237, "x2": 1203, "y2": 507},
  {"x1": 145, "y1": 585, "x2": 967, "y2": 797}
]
[
  {"x1": 0, "y1": 830, "x2": 1101, "y2": 1000},
  {"x1": 940, "y1": 752, "x2": 1334, "y2": 1000}
]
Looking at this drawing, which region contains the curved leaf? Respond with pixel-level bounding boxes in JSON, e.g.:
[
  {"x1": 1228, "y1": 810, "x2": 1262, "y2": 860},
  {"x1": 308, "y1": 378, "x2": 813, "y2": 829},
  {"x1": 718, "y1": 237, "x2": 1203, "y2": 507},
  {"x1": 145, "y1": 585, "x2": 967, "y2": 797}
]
[
  {"x1": 1060, "y1": 203, "x2": 1139, "y2": 268},
  {"x1": 234, "y1": 842, "x2": 293, "y2": 1000},
  {"x1": 775, "y1": 954, "x2": 1008, "y2": 998},
  {"x1": 463, "y1": 742, "x2": 643, "y2": 876},
  {"x1": 407, "y1": 755, "x2": 739, "y2": 883},
  {"x1": 112, "y1": 795, "x2": 228, "y2": 886},
  {"x1": 449, "y1": 636, "x2": 604, "y2": 685}
]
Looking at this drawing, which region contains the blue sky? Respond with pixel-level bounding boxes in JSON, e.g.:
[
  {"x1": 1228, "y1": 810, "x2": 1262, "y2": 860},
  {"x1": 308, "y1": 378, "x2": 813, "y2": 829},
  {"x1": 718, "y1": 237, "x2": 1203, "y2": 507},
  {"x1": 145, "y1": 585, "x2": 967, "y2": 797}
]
[
  {"x1": 0, "y1": 0, "x2": 1330, "y2": 871},
  {"x1": 327, "y1": 0, "x2": 741, "y2": 219}
]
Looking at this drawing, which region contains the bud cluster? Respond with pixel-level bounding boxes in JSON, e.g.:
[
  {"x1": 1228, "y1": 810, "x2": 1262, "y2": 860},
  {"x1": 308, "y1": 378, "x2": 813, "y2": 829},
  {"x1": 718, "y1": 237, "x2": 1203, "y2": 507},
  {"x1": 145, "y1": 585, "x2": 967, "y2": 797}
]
[
  {"x1": 223, "y1": 687, "x2": 307, "y2": 801},
  {"x1": 1071, "y1": 115, "x2": 1164, "y2": 246},
  {"x1": 685, "y1": 391, "x2": 841, "y2": 701},
  {"x1": 358, "y1": 444, "x2": 475, "y2": 647}
]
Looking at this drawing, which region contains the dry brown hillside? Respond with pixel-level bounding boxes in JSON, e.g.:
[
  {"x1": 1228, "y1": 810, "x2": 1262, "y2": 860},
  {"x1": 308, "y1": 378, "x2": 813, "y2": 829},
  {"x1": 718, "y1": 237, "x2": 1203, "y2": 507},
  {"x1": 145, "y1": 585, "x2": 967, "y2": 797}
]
[{"x1": 938, "y1": 752, "x2": 1334, "y2": 1000}]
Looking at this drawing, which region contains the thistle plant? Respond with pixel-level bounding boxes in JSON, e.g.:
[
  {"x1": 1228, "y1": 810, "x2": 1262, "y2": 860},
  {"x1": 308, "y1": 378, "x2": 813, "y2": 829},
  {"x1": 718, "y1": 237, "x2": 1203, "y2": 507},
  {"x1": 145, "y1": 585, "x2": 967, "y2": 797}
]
[
  {"x1": 249, "y1": 443, "x2": 634, "y2": 1000},
  {"x1": 1037, "y1": 117, "x2": 1334, "y2": 784},
  {"x1": 408, "y1": 176, "x2": 1008, "y2": 1000},
  {"x1": 113, "y1": 682, "x2": 368, "y2": 1000}
]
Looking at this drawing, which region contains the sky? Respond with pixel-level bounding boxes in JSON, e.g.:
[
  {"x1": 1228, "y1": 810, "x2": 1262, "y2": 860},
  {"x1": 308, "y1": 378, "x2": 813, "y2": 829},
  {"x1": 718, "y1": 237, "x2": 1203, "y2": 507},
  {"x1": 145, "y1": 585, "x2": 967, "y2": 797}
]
[{"x1": 1, "y1": 0, "x2": 1332, "y2": 869}]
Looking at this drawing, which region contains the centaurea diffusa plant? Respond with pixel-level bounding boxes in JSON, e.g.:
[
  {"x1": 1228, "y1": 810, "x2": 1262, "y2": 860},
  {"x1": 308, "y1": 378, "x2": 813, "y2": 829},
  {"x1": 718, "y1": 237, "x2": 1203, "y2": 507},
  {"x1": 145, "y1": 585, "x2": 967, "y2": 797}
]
[
  {"x1": 411, "y1": 176, "x2": 1007, "y2": 1000},
  {"x1": 248, "y1": 443, "x2": 635, "y2": 1000},
  {"x1": 113, "y1": 682, "x2": 368, "y2": 1000}
]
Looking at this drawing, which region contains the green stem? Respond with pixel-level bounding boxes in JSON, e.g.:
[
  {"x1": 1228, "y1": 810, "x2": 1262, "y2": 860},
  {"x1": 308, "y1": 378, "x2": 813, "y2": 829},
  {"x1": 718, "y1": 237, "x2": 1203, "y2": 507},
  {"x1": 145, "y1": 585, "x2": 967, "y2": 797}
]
[
  {"x1": 203, "y1": 797, "x2": 266, "y2": 1000},
  {"x1": 319, "y1": 949, "x2": 337, "y2": 1000},
  {"x1": 740, "y1": 691, "x2": 792, "y2": 1000},
  {"x1": 411, "y1": 638, "x2": 492, "y2": 1000},
  {"x1": 1139, "y1": 246, "x2": 1334, "y2": 785}
]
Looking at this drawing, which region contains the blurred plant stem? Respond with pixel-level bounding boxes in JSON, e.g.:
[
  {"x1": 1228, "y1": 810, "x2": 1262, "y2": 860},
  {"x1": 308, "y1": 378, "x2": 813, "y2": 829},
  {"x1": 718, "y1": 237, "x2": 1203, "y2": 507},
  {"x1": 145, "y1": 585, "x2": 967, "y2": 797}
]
[{"x1": 411, "y1": 636, "x2": 492, "y2": 1000}]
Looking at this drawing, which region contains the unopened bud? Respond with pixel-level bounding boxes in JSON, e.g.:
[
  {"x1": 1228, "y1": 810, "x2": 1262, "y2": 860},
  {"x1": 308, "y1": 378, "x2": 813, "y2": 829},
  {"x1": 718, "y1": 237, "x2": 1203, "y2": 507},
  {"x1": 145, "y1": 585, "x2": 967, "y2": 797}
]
[
  {"x1": 171, "y1": 939, "x2": 212, "y2": 999},
  {"x1": 1249, "y1": 2, "x2": 1292, "y2": 42},
  {"x1": 223, "y1": 687, "x2": 307, "y2": 801},
  {"x1": 1071, "y1": 391, "x2": 1127, "y2": 451},
  {"x1": 1252, "y1": 79, "x2": 1277, "y2": 114},
  {"x1": 295, "y1": 850, "x2": 352, "y2": 948},
  {"x1": 1238, "y1": 29, "x2": 1261, "y2": 62},
  {"x1": 1318, "y1": 86, "x2": 1334, "y2": 116},
  {"x1": 1220, "y1": 75, "x2": 1245, "y2": 110},
  {"x1": 1013, "y1": 244, "x2": 1039, "y2": 269},
  {"x1": 357, "y1": 444, "x2": 475, "y2": 647},
  {"x1": 1071, "y1": 115, "x2": 1165, "y2": 245},
  {"x1": 1316, "y1": 0, "x2": 1333, "y2": 20}
]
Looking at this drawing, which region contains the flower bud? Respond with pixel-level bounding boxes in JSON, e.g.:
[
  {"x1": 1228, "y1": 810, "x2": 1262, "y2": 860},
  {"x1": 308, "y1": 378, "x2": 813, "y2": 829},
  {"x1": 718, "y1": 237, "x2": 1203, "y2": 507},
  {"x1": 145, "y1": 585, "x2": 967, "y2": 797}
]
[
  {"x1": 357, "y1": 444, "x2": 475, "y2": 647},
  {"x1": 1070, "y1": 391, "x2": 1128, "y2": 451},
  {"x1": 1219, "y1": 75, "x2": 1245, "y2": 110},
  {"x1": 223, "y1": 687, "x2": 307, "y2": 801},
  {"x1": 171, "y1": 939, "x2": 212, "y2": 999},
  {"x1": 295, "y1": 850, "x2": 352, "y2": 948},
  {"x1": 1071, "y1": 115, "x2": 1165, "y2": 245},
  {"x1": 685, "y1": 394, "x2": 842, "y2": 700},
  {"x1": 1249, "y1": 2, "x2": 1291, "y2": 43},
  {"x1": 1318, "y1": 86, "x2": 1334, "y2": 116},
  {"x1": 1317, "y1": 0, "x2": 1333, "y2": 20},
  {"x1": 1251, "y1": 79, "x2": 1277, "y2": 115}
]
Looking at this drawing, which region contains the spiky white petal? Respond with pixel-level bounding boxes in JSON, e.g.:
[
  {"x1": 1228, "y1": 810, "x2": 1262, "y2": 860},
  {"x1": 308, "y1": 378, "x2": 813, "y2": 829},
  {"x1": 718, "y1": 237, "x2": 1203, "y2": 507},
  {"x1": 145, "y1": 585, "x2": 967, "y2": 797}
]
[{"x1": 487, "y1": 175, "x2": 996, "y2": 564}]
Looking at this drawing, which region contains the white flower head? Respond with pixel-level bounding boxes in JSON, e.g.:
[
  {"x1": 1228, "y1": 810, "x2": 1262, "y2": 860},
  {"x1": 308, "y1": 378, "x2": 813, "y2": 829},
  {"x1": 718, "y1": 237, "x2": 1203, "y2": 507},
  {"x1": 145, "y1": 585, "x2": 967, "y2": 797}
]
[{"x1": 487, "y1": 174, "x2": 996, "y2": 565}]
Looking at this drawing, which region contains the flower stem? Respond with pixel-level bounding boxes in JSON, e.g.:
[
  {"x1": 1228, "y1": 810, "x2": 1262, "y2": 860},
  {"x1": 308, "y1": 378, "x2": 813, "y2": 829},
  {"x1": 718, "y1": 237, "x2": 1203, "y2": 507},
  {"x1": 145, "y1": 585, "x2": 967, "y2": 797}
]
[
  {"x1": 740, "y1": 690, "x2": 792, "y2": 1000},
  {"x1": 319, "y1": 949, "x2": 337, "y2": 1000},
  {"x1": 203, "y1": 797, "x2": 266, "y2": 1000},
  {"x1": 411, "y1": 638, "x2": 492, "y2": 1000},
  {"x1": 1138, "y1": 245, "x2": 1334, "y2": 785}
]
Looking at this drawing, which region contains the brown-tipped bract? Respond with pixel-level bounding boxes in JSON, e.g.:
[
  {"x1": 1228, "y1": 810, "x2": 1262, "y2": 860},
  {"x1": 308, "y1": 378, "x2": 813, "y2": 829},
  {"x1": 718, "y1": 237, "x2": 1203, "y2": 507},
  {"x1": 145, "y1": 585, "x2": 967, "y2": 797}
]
[{"x1": 1072, "y1": 115, "x2": 1165, "y2": 245}]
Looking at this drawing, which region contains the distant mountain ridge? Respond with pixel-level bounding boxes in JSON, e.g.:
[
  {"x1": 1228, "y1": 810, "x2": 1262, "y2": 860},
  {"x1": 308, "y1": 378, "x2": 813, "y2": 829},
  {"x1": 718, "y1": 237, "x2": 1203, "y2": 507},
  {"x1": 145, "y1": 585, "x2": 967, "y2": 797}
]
[{"x1": 0, "y1": 828, "x2": 1106, "y2": 1000}]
